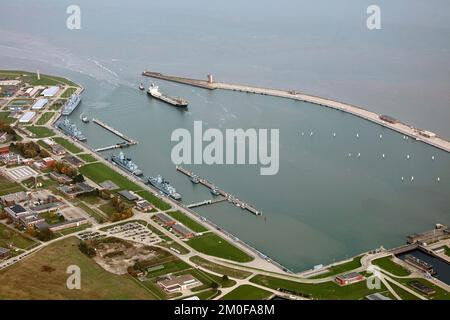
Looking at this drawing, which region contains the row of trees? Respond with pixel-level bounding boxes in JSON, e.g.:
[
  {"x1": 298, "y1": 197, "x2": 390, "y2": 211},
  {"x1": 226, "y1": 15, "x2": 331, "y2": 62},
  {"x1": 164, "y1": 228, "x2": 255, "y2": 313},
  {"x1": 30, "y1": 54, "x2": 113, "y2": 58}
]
[{"x1": 51, "y1": 161, "x2": 78, "y2": 178}]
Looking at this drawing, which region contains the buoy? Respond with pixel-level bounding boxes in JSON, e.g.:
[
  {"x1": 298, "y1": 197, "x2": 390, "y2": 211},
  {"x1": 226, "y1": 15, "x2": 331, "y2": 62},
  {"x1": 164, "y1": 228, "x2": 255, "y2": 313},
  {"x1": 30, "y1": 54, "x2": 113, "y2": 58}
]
[
  {"x1": 401, "y1": 176, "x2": 404, "y2": 181},
  {"x1": 403, "y1": 135, "x2": 406, "y2": 140},
  {"x1": 357, "y1": 153, "x2": 361, "y2": 158},
  {"x1": 382, "y1": 153, "x2": 385, "y2": 158},
  {"x1": 333, "y1": 132, "x2": 336, "y2": 137},
  {"x1": 379, "y1": 134, "x2": 383, "y2": 139},
  {"x1": 310, "y1": 131, "x2": 313, "y2": 136},
  {"x1": 411, "y1": 176, "x2": 414, "y2": 181},
  {"x1": 356, "y1": 133, "x2": 359, "y2": 138},
  {"x1": 432, "y1": 155, "x2": 435, "y2": 161},
  {"x1": 437, "y1": 177, "x2": 440, "y2": 182},
  {"x1": 407, "y1": 154, "x2": 410, "y2": 160}
]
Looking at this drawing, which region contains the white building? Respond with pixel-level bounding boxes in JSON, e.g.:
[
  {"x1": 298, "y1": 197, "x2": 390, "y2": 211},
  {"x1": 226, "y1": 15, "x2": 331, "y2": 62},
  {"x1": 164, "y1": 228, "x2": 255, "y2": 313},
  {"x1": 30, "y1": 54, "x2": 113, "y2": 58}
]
[
  {"x1": 41, "y1": 86, "x2": 59, "y2": 97},
  {"x1": 19, "y1": 111, "x2": 36, "y2": 123},
  {"x1": 31, "y1": 98, "x2": 48, "y2": 110}
]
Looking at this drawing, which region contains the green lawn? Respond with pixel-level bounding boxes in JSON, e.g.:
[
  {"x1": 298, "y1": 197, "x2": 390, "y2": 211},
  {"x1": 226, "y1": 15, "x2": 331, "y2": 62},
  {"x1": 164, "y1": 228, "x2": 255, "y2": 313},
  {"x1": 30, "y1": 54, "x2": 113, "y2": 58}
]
[
  {"x1": 182, "y1": 289, "x2": 220, "y2": 300},
  {"x1": 0, "y1": 224, "x2": 38, "y2": 250},
  {"x1": 158, "y1": 240, "x2": 190, "y2": 254},
  {"x1": 98, "y1": 202, "x2": 117, "y2": 217},
  {"x1": 61, "y1": 87, "x2": 77, "y2": 98},
  {"x1": 0, "y1": 112, "x2": 15, "y2": 124},
  {"x1": 0, "y1": 70, "x2": 78, "y2": 87},
  {"x1": 444, "y1": 246, "x2": 450, "y2": 258},
  {"x1": 136, "y1": 190, "x2": 171, "y2": 210},
  {"x1": 397, "y1": 278, "x2": 450, "y2": 300},
  {"x1": 190, "y1": 256, "x2": 252, "y2": 279},
  {"x1": 35, "y1": 112, "x2": 55, "y2": 125},
  {"x1": 250, "y1": 274, "x2": 387, "y2": 300},
  {"x1": 166, "y1": 211, "x2": 207, "y2": 233},
  {"x1": 372, "y1": 256, "x2": 411, "y2": 277},
  {"x1": 53, "y1": 137, "x2": 82, "y2": 154},
  {"x1": 145, "y1": 260, "x2": 191, "y2": 278},
  {"x1": 186, "y1": 233, "x2": 253, "y2": 263},
  {"x1": 78, "y1": 153, "x2": 97, "y2": 163},
  {"x1": 0, "y1": 175, "x2": 25, "y2": 196},
  {"x1": 79, "y1": 163, "x2": 141, "y2": 191},
  {"x1": 0, "y1": 237, "x2": 156, "y2": 299},
  {"x1": 387, "y1": 281, "x2": 420, "y2": 300},
  {"x1": 221, "y1": 285, "x2": 272, "y2": 300},
  {"x1": 27, "y1": 126, "x2": 55, "y2": 138},
  {"x1": 311, "y1": 255, "x2": 363, "y2": 279}
]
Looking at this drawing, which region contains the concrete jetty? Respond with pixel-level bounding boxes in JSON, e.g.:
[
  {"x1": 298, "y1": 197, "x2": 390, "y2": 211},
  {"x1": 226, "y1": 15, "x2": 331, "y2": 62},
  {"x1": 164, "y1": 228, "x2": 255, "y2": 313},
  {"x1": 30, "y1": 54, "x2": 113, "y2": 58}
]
[
  {"x1": 176, "y1": 165, "x2": 262, "y2": 216},
  {"x1": 95, "y1": 142, "x2": 135, "y2": 152},
  {"x1": 92, "y1": 118, "x2": 138, "y2": 145},
  {"x1": 142, "y1": 71, "x2": 450, "y2": 153},
  {"x1": 186, "y1": 197, "x2": 227, "y2": 208}
]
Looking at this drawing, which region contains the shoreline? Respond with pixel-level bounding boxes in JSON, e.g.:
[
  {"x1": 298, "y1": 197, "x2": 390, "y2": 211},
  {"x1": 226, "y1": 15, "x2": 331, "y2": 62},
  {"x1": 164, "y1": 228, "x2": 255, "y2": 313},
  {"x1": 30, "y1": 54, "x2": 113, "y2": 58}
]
[{"x1": 142, "y1": 71, "x2": 450, "y2": 153}]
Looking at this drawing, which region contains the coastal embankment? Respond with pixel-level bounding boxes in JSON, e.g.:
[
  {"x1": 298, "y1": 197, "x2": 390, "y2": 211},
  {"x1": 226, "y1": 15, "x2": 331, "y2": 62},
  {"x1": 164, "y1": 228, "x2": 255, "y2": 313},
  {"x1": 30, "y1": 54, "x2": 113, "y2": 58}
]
[{"x1": 142, "y1": 71, "x2": 450, "y2": 153}]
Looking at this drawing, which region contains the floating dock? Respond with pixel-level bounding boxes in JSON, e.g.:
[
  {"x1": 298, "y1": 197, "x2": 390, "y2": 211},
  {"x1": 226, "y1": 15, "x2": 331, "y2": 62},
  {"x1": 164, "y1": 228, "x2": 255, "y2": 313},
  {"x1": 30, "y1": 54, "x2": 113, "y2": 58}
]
[
  {"x1": 92, "y1": 118, "x2": 138, "y2": 145},
  {"x1": 176, "y1": 166, "x2": 262, "y2": 216},
  {"x1": 142, "y1": 70, "x2": 450, "y2": 153}
]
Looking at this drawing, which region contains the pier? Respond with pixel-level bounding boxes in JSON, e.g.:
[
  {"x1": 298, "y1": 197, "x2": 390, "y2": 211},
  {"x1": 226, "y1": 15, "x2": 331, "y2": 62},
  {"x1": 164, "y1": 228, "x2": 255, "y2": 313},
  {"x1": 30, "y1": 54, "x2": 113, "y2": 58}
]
[
  {"x1": 186, "y1": 197, "x2": 227, "y2": 209},
  {"x1": 92, "y1": 118, "x2": 138, "y2": 145},
  {"x1": 176, "y1": 166, "x2": 262, "y2": 216},
  {"x1": 142, "y1": 70, "x2": 450, "y2": 153},
  {"x1": 95, "y1": 142, "x2": 135, "y2": 152}
]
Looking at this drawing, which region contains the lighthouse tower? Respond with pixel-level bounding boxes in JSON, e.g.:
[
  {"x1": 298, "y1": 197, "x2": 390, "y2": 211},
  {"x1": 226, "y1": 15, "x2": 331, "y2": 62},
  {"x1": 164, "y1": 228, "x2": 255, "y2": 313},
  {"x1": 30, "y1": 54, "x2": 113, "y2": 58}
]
[
  {"x1": 207, "y1": 74, "x2": 213, "y2": 84},
  {"x1": 37, "y1": 70, "x2": 41, "y2": 80}
]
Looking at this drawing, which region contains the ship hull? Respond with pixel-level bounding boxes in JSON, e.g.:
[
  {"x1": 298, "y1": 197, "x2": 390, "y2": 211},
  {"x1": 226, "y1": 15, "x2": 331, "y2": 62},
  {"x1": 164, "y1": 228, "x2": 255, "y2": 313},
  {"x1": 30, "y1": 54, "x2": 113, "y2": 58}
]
[
  {"x1": 111, "y1": 157, "x2": 143, "y2": 176},
  {"x1": 61, "y1": 96, "x2": 82, "y2": 116},
  {"x1": 147, "y1": 91, "x2": 188, "y2": 107},
  {"x1": 148, "y1": 180, "x2": 182, "y2": 200}
]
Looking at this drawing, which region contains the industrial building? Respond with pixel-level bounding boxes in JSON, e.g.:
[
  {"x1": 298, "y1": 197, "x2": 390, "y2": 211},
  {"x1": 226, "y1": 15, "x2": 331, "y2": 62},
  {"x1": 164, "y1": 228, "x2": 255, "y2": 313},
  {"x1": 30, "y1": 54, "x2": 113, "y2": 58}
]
[
  {"x1": 19, "y1": 111, "x2": 36, "y2": 123},
  {"x1": 31, "y1": 98, "x2": 48, "y2": 110},
  {"x1": 41, "y1": 86, "x2": 59, "y2": 97},
  {"x1": 157, "y1": 274, "x2": 201, "y2": 293},
  {"x1": 335, "y1": 272, "x2": 365, "y2": 286}
]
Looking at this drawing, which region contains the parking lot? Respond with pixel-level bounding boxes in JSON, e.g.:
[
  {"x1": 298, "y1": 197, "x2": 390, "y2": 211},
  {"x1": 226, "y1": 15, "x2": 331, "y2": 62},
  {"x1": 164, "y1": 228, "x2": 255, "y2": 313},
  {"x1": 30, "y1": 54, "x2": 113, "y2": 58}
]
[{"x1": 103, "y1": 222, "x2": 161, "y2": 246}]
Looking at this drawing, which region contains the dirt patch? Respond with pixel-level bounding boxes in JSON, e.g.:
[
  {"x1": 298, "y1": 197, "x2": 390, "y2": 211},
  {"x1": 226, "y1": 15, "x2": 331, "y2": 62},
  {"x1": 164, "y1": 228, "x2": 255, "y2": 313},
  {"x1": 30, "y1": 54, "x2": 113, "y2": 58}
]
[{"x1": 92, "y1": 238, "x2": 157, "y2": 275}]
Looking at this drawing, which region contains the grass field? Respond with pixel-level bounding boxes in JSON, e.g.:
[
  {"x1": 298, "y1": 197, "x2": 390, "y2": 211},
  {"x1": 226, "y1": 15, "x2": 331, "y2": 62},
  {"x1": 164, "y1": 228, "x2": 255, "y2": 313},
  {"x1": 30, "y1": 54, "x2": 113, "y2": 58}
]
[
  {"x1": 396, "y1": 278, "x2": 450, "y2": 300},
  {"x1": 27, "y1": 126, "x2": 55, "y2": 138},
  {"x1": 0, "y1": 175, "x2": 25, "y2": 196},
  {"x1": 444, "y1": 246, "x2": 450, "y2": 257},
  {"x1": 250, "y1": 274, "x2": 387, "y2": 300},
  {"x1": 187, "y1": 233, "x2": 253, "y2": 263},
  {"x1": 387, "y1": 281, "x2": 420, "y2": 300},
  {"x1": 53, "y1": 137, "x2": 82, "y2": 154},
  {"x1": 190, "y1": 256, "x2": 252, "y2": 279},
  {"x1": 61, "y1": 87, "x2": 77, "y2": 98},
  {"x1": 0, "y1": 224, "x2": 38, "y2": 250},
  {"x1": 166, "y1": 211, "x2": 207, "y2": 233},
  {"x1": 136, "y1": 190, "x2": 171, "y2": 210},
  {"x1": 0, "y1": 111, "x2": 15, "y2": 124},
  {"x1": 0, "y1": 70, "x2": 78, "y2": 86},
  {"x1": 78, "y1": 153, "x2": 97, "y2": 163},
  {"x1": 0, "y1": 237, "x2": 157, "y2": 299},
  {"x1": 35, "y1": 112, "x2": 55, "y2": 125},
  {"x1": 311, "y1": 255, "x2": 363, "y2": 279},
  {"x1": 221, "y1": 285, "x2": 272, "y2": 300},
  {"x1": 372, "y1": 256, "x2": 411, "y2": 277},
  {"x1": 79, "y1": 163, "x2": 141, "y2": 191},
  {"x1": 183, "y1": 289, "x2": 220, "y2": 300},
  {"x1": 158, "y1": 240, "x2": 190, "y2": 254},
  {"x1": 98, "y1": 202, "x2": 117, "y2": 217}
]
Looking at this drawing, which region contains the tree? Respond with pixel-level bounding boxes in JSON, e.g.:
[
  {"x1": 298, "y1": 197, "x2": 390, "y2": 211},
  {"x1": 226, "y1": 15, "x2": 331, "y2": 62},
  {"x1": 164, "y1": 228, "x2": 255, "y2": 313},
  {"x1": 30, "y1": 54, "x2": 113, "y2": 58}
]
[
  {"x1": 210, "y1": 282, "x2": 219, "y2": 290},
  {"x1": 73, "y1": 174, "x2": 85, "y2": 183},
  {"x1": 37, "y1": 228, "x2": 54, "y2": 241},
  {"x1": 222, "y1": 275, "x2": 229, "y2": 283}
]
